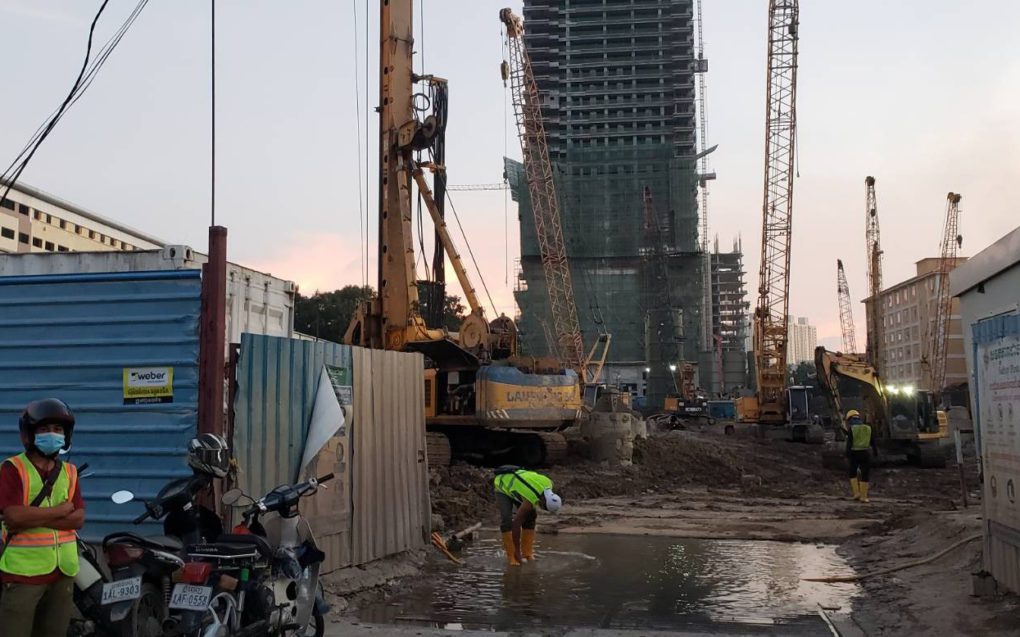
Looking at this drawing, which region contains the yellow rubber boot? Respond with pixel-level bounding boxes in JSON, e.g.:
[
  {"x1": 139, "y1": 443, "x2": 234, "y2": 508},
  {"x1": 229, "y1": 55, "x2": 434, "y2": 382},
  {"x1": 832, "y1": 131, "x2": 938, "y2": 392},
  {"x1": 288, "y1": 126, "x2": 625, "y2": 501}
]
[
  {"x1": 521, "y1": 528, "x2": 536, "y2": 561},
  {"x1": 849, "y1": 478, "x2": 860, "y2": 501},
  {"x1": 859, "y1": 481, "x2": 870, "y2": 503},
  {"x1": 501, "y1": 532, "x2": 521, "y2": 567}
]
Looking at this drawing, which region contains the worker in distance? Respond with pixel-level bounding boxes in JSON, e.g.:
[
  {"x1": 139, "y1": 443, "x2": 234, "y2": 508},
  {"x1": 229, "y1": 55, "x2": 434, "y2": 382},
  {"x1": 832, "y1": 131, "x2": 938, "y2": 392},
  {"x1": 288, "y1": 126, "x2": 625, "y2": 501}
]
[
  {"x1": 845, "y1": 409, "x2": 878, "y2": 503},
  {"x1": 493, "y1": 466, "x2": 562, "y2": 566}
]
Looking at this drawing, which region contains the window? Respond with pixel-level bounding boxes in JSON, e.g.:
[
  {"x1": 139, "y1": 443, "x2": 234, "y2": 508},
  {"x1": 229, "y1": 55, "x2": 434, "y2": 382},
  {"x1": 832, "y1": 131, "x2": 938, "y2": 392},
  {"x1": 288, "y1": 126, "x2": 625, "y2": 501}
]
[
  {"x1": 44, "y1": 241, "x2": 54, "y2": 251},
  {"x1": 0, "y1": 199, "x2": 13, "y2": 210},
  {"x1": 89, "y1": 230, "x2": 97, "y2": 240},
  {"x1": 34, "y1": 211, "x2": 42, "y2": 220},
  {"x1": 59, "y1": 219, "x2": 66, "y2": 230},
  {"x1": 1, "y1": 227, "x2": 13, "y2": 240},
  {"x1": 32, "y1": 237, "x2": 42, "y2": 248},
  {"x1": 18, "y1": 232, "x2": 28, "y2": 244},
  {"x1": 57, "y1": 245, "x2": 68, "y2": 252},
  {"x1": 77, "y1": 226, "x2": 85, "y2": 236},
  {"x1": 19, "y1": 204, "x2": 30, "y2": 216},
  {"x1": 112, "y1": 239, "x2": 120, "y2": 248}
]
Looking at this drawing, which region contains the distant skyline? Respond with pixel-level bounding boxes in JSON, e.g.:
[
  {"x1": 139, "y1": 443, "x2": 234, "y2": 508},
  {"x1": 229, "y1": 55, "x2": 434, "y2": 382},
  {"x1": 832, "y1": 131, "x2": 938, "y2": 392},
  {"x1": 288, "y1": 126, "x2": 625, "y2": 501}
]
[{"x1": 2, "y1": 1, "x2": 1019, "y2": 351}]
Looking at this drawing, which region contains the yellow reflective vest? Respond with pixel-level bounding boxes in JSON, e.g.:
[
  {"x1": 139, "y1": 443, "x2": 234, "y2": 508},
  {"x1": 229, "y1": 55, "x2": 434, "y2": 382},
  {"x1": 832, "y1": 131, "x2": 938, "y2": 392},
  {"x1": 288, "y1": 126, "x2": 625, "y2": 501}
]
[{"x1": 0, "y1": 453, "x2": 80, "y2": 578}]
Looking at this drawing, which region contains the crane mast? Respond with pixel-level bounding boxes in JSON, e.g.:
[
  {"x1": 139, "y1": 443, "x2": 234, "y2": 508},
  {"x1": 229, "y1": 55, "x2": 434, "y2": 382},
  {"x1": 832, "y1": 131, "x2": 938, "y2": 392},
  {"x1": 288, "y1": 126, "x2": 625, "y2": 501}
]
[
  {"x1": 928, "y1": 192, "x2": 962, "y2": 394},
  {"x1": 500, "y1": 8, "x2": 587, "y2": 378},
  {"x1": 865, "y1": 176, "x2": 883, "y2": 372},
  {"x1": 694, "y1": 0, "x2": 716, "y2": 391},
  {"x1": 754, "y1": 0, "x2": 799, "y2": 423},
  {"x1": 836, "y1": 259, "x2": 858, "y2": 354}
]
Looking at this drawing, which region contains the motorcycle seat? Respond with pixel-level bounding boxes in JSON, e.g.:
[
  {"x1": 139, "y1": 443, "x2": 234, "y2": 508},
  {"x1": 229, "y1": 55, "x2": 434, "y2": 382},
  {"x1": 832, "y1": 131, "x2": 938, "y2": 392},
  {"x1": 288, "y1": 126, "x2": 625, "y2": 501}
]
[
  {"x1": 215, "y1": 533, "x2": 274, "y2": 559},
  {"x1": 104, "y1": 532, "x2": 183, "y2": 552}
]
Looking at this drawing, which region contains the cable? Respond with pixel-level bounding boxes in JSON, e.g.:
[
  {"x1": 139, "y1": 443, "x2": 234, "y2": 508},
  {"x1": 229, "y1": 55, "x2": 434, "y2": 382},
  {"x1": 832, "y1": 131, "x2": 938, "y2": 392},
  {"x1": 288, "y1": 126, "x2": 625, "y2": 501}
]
[
  {"x1": 353, "y1": 0, "x2": 366, "y2": 287},
  {"x1": 211, "y1": 0, "x2": 216, "y2": 226},
  {"x1": 802, "y1": 534, "x2": 981, "y2": 583},
  {"x1": 444, "y1": 190, "x2": 498, "y2": 317}
]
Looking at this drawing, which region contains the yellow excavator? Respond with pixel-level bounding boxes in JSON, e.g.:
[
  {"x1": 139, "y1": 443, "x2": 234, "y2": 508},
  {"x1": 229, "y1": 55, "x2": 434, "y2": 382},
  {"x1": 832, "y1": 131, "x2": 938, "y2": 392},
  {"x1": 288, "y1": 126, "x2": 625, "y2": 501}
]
[
  {"x1": 815, "y1": 347, "x2": 947, "y2": 468},
  {"x1": 344, "y1": 0, "x2": 583, "y2": 467}
]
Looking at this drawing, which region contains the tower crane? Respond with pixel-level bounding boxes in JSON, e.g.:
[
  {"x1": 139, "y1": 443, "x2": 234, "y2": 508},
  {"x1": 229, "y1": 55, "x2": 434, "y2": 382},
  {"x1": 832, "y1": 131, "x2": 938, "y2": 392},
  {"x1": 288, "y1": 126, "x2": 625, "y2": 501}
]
[
  {"x1": 752, "y1": 0, "x2": 801, "y2": 427},
  {"x1": 836, "y1": 259, "x2": 858, "y2": 354},
  {"x1": 500, "y1": 7, "x2": 609, "y2": 387},
  {"x1": 693, "y1": 0, "x2": 717, "y2": 393},
  {"x1": 865, "y1": 176, "x2": 883, "y2": 372},
  {"x1": 927, "y1": 192, "x2": 963, "y2": 395}
]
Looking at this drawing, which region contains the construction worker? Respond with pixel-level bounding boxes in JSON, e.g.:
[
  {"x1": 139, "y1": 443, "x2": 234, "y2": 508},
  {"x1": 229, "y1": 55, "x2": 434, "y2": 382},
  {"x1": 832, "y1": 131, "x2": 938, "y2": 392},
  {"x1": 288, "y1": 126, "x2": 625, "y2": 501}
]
[
  {"x1": 0, "y1": 399, "x2": 83, "y2": 637},
  {"x1": 845, "y1": 409, "x2": 878, "y2": 503},
  {"x1": 493, "y1": 466, "x2": 562, "y2": 566}
]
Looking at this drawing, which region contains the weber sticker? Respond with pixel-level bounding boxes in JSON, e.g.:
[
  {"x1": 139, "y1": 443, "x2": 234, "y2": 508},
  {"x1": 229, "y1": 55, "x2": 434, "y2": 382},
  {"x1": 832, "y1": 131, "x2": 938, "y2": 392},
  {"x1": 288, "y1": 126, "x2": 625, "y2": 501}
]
[{"x1": 123, "y1": 367, "x2": 174, "y2": 405}]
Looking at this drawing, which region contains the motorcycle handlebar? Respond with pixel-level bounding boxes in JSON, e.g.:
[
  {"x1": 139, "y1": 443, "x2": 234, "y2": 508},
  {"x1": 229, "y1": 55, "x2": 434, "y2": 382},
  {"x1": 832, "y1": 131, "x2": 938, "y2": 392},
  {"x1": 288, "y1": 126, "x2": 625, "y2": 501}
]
[
  {"x1": 316, "y1": 473, "x2": 334, "y2": 484},
  {"x1": 132, "y1": 509, "x2": 150, "y2": 525}
]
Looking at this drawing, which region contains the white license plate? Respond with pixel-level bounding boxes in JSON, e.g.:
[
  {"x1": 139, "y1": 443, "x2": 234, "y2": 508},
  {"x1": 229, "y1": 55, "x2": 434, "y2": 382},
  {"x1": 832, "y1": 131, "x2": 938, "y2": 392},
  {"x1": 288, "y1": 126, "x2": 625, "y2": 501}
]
[
  {"x1": 101, "y1": 576, "x2": 142, "y2": 605},
  {"x1": 169, "y1": 584, "x2": 213, "y2": 611}
]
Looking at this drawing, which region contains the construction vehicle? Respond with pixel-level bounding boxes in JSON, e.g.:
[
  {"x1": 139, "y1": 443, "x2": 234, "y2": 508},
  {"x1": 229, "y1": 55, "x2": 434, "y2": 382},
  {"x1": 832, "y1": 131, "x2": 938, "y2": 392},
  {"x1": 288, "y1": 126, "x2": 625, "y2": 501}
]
[
  {"x1": 344, "y1": 0, "x2": 581, "y2": 467},
  {"x1": 815, "y1": 347, "x2": 946, "y2": 467},
  {"x1": 747, "y1": 0, "x2": 821, "y2": 442},
  {"x1": 924, "y1": 193, "x2": 963, "y2": 399},
  {"x1": 654, "y1": 363, "x2": 714, "y2": 429},
  {"x1": 500, "y1": 9, "x2": 612, "y2": 395},
  {"x1": 864, "y1": 176, "x2": 884, "y2": 369},
  {"x1": 836, "y1": 259, "x2": 859, "y2": 354}
]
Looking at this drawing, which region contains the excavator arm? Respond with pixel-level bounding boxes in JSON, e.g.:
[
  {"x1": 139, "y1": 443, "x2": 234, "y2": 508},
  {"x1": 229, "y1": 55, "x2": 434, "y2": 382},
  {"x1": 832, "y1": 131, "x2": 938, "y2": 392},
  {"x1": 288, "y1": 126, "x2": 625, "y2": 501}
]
[{"x1": 814, "y1": 346, "x2": 887, "y2": 436}]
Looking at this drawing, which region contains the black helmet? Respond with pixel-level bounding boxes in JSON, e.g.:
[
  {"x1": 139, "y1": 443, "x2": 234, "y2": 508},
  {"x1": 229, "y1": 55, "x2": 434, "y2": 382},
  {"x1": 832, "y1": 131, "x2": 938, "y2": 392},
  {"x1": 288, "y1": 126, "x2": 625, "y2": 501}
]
[
  {"x1": 187, "y1": 433, "x2": 230, "y2": 478},
  {"x1": 19, "y1": 399, "x2": 75, "y2": 449}
]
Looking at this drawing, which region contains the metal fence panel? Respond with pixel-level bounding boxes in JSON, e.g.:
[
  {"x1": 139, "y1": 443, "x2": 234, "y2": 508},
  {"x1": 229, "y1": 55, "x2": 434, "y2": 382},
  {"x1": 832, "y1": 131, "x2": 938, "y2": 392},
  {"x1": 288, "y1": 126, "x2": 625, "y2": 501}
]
[
  {"x1": 0, "y1": 270, "x2": 201, "y2": 541},
  {"x1": 232, "y1": 335, "x2": 353, "y2": 571},
  {"x1": 351, "y1": 348, "x2": 430, "y2": 565}
]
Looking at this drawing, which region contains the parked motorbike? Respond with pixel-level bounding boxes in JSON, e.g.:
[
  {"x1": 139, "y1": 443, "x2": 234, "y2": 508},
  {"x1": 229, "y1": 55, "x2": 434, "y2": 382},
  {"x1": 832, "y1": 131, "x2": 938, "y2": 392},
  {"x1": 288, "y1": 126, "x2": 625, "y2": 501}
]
[
  {"x1": 101, "y1": 472, "x2": 223, "y2": 636},
  {"x1": 169, "y1": 473, "x2": 334, "y2": 637}
]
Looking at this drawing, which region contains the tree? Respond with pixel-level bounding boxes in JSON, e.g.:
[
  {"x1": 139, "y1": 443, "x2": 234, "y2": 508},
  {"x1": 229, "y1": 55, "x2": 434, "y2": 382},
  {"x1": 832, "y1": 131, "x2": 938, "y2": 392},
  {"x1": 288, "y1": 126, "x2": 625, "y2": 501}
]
[
  {"x1": 294, "y1": 285, "x2": 373, "y2": 343},
  {"x1": 788, "y1": 361, "x2": 816, "y2": 387},
  {"x1": 442, "y1": 294, "x2": 467, "y2": 332}
]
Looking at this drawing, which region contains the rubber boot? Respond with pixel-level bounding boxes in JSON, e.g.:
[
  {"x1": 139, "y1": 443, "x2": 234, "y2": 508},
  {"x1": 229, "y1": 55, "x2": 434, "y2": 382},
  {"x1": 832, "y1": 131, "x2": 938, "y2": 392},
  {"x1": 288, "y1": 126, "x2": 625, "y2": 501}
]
[
  {"x1": 849, "y1": 478, "x2": 860, "y2": 501},
  {"x1": 859, "y1": 481, "x2": 870, "y2": 503},
  {"x1": 501, "y1": 532, "x2": 521, "y2": 567},
  {"x1": 521, "y1": 528, "x2": 536, "y2": 561}
]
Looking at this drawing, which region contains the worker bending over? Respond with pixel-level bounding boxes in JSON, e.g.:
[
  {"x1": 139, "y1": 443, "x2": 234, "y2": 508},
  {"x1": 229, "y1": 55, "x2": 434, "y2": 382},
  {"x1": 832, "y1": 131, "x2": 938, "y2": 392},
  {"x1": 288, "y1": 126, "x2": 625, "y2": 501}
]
[
  {"x1": 845, "y1": 409, "x2": 878, "y2": 502},
  {"x1": 493, "y1": 466, "x2": 562, "y2": 566}
]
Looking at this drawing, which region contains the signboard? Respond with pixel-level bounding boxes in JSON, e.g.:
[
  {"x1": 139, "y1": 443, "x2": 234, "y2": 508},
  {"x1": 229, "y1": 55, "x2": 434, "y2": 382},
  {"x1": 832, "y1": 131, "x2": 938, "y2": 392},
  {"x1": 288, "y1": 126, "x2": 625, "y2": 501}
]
[
  {"x1": 123, "y1": 367, "x2": 174, "y2": 405},
  {"x1": 979, "y1": 332, "x2": 1020, "y2": 528},
  {"x1": 326, "y1": 365, "x2": 353, "y2": 406}
]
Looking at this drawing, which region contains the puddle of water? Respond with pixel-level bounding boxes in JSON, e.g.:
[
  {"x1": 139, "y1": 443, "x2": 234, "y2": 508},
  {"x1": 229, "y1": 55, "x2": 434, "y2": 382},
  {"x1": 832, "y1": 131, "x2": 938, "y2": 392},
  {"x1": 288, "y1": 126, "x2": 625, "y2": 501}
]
[{"x1": 359, "y1": 533, "x2": 859, "y2": 633}]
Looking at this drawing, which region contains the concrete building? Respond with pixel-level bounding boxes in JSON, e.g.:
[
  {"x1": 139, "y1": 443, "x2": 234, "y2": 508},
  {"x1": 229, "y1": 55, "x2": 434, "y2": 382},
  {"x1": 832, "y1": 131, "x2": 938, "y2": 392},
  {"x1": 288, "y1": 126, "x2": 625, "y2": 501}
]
[
  {"x1": 509, "y1": 0, "x2": 701, "y2": 409},
  {"x1": 709, "y1": 237, "x2": 748, "y2": 394},
  {"x1": 864, "y1": 257, "x2": 968, "y2": 390},
  {"x1": 786, "y1": 316, "x2": 817, "y2": 365},
  {"x1": 0, "y1": 182, "x2": 163, "y2": 255}
]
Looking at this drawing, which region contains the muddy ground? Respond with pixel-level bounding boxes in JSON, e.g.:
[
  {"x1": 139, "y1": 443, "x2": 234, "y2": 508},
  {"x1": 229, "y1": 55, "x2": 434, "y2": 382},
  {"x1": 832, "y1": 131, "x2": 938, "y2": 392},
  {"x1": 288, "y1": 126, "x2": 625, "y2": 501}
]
[{"x1": 419, "y1": 424, "x2": 1019, "y2": 635}]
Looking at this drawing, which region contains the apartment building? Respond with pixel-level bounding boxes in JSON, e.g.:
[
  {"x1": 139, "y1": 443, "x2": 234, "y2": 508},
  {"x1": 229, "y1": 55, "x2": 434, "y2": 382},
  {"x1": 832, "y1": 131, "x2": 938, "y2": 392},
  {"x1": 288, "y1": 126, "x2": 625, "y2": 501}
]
[
  {"x1": 864, "y1": 257, "x2": 968, "y2": 389},
  {"x1": 786, "y1": 316, "x2": 817, "y2": 365},
  {"x1": 0, "y1": 182, "x2": 162, "y2": 255}
]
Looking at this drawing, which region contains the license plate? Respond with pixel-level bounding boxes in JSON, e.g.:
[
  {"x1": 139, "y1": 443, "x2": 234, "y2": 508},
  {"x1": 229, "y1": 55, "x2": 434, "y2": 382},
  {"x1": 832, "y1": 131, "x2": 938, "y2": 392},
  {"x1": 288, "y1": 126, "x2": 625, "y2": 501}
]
[
  {"x1": 169, "y1": 584, "x2": 213, "y2": 611},
  {"x1": 101, "y1": 576, "x2": 142, "y2": 605}
]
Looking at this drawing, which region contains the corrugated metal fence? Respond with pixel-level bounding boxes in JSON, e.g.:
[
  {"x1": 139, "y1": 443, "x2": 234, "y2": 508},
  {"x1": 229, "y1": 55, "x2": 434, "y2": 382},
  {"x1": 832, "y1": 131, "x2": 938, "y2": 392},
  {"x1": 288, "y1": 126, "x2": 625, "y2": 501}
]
[
  {"x1": 0, "y1": 270, "x2": 201, "y2": 541},
  {"x1": 232, "y1": 335, "x2": 429, "y2": 572}
]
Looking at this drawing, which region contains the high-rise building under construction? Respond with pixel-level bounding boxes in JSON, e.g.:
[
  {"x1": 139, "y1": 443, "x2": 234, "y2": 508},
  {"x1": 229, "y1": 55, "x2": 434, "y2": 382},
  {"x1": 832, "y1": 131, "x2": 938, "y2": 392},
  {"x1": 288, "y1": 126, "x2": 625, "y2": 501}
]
[{"x1": 507, "y1": 0, "x2": 702, "y2": 408}]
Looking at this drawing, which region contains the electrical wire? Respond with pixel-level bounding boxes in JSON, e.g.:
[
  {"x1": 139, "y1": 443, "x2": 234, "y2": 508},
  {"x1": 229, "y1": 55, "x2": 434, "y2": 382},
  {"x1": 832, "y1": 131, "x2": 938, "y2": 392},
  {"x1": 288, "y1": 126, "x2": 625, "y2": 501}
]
[
  {"x1": 0, "y1": 0, "x2": 151, "y2": 207},
  {"x1": 444, "y1": 190, "x2": 498, "y2": 318},
  {"x1": 353, "y1": 0, "x2": 367, "y2": 287}
]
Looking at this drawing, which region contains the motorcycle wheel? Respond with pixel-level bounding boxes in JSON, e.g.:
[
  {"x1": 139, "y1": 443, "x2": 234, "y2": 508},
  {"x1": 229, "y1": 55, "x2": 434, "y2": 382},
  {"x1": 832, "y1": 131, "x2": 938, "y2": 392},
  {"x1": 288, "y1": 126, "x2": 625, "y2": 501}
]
[{"x1": 121, "y1": 582, "x2": 166, "y2": 637}]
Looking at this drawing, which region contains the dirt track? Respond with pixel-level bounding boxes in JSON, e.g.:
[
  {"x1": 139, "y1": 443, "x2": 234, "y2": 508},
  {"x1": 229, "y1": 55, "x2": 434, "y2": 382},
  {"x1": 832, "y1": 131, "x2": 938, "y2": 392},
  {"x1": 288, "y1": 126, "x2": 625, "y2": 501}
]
[{"x1": 426, "y1": 425, "x2": 1018, "y2": 635}]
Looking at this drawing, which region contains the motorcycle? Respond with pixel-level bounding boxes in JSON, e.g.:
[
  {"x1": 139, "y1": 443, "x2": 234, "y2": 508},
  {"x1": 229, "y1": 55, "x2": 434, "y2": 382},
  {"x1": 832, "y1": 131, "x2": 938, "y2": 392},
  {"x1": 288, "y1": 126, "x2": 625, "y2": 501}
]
[
  {"x1": 101, "y1": 472, "x2": 223, "y2": 636},
  {"x1": 176, "y1": 473, "x2": 334, "y2": 637}
]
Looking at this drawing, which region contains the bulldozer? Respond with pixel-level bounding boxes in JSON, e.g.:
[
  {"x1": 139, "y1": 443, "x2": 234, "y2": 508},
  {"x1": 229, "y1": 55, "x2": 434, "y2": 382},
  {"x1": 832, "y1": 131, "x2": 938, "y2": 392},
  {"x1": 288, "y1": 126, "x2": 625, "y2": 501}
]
[{"x1": 815, "y1": 347, "x2": 947, "y2": 468}]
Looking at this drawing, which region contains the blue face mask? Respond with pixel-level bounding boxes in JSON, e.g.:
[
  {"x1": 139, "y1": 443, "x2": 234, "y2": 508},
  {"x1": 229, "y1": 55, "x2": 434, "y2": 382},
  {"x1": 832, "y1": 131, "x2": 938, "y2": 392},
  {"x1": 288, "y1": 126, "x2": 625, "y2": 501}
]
[{"x1": 35, "y1": 432, "x2": 65, "y2": 456}]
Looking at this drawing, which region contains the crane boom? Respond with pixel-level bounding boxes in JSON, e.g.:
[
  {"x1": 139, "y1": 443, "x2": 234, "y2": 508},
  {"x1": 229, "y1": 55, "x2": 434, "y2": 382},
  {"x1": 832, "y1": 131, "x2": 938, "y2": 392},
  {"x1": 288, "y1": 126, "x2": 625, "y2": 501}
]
[
  {"x1": 754, "y1": 0, "x2": 799, "y2": 423},
  {"x1": 500, "y1": 8, "x2": 586, "y2": 377},
  {"x1": 836, "y1": 259, "x2": 858, "y2": 353},
  {"x1": 928, "y1": 192, "x2": 963, "y2": 394},
  {"x1": 865, "y1": 176, "x2": 883, "y2": 372}
]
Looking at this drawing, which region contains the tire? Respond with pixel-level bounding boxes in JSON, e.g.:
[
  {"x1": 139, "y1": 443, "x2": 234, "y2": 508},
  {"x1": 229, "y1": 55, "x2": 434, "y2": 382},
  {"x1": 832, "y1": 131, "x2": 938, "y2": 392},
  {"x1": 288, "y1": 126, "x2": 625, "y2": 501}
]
[{"x1": 121, "y1": 582, "x2": 167, "y2": 637}]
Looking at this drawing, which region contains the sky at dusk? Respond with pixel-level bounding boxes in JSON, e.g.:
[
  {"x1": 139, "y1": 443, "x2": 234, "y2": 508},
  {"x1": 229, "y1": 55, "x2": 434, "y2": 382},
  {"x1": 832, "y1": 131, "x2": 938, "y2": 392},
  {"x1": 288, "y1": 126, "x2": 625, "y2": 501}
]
[{"x1": 2, "y1": 0, "x2": 1019, "y2": 350}]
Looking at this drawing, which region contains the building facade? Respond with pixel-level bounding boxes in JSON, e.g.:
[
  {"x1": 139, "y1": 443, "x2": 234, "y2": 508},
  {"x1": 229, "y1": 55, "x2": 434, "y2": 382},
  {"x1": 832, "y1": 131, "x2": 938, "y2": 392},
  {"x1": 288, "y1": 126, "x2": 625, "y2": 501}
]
[
  {"x1": 510, "y1": 0, "x2": 701, "y2": 408},
  {"x1": 0, "y1": 182, "x2": 162, "y2": 255},
  {"x1": 709, "y1": 237, "x2": 748, "y2": 394},
  {"x1": 864, "y1": 258, "x2": 968, "y2": 390},
  {"x1": 786, "y1": 316, "x2": 817, "y2": 365}
]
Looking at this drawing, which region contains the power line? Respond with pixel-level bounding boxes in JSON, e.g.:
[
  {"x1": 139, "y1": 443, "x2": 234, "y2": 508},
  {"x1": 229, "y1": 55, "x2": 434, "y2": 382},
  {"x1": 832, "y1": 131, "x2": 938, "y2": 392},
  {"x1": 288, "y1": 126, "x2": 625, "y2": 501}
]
[{"x1": 353, "y1": 0, "x2": 366, "y2": 287}]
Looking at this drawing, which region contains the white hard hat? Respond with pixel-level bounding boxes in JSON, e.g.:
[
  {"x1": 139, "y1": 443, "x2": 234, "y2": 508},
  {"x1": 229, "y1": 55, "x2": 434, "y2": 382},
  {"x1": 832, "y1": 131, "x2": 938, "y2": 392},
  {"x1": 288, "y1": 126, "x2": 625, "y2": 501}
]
[{"x1": 543, "y1": 488, "x2": 562, "y2": 513}]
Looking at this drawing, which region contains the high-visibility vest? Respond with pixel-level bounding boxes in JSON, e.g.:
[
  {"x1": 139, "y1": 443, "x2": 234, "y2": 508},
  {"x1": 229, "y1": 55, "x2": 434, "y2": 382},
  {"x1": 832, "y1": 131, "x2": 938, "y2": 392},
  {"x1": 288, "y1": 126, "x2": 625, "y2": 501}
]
[
  {"x1": 0, "y1": 453, "x2": 80, "y2": 578},
  {"x1": 850, "y1": 422, "x2": 873, "y2": 451},
  {"x1": 493, "y1": 470, "x2": 552, "y2": 507}
]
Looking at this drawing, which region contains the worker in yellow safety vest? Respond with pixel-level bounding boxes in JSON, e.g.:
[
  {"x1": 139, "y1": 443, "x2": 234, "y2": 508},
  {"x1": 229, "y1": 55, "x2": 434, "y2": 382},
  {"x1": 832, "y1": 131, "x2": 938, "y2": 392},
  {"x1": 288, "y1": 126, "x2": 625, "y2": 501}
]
[
  {"x1": 0, "y1": 399, "x2": 83, "y2": 637},
  {"x1": 845, "y1": 409, "x2": 878, "y2": 503},
  {"x1": 493, "y1": 466, "x2": 562, "y2": 566}
]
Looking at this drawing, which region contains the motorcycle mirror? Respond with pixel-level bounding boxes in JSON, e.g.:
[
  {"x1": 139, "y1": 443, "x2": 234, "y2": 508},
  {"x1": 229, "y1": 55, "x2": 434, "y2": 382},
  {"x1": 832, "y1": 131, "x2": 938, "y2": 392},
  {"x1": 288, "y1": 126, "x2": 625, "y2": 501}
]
[
  {"x1": 221, "y1": 488, "x2": 247, "y2": 506},
  {"x1": 110, "y1": 490, "x2": 135, "y2": 505}
]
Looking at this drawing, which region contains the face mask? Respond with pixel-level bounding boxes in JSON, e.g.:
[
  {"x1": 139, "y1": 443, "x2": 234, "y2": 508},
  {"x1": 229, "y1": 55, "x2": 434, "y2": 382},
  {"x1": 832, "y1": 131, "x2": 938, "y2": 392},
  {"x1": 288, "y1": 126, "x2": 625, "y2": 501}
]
[{"x1": 35, "y1": 432, "x2": 65, "y2": 456}]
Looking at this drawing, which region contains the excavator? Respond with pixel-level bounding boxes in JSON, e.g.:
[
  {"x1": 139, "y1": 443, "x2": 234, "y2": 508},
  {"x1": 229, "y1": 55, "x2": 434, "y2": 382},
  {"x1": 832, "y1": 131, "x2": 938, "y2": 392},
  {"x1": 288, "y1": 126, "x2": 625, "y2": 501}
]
[
  {"x1": 815, "y1": 347, "x2": 946, "y2": 467},
  {"x1": 344, "y1": 0, "x2": 581, "y2": 467}
]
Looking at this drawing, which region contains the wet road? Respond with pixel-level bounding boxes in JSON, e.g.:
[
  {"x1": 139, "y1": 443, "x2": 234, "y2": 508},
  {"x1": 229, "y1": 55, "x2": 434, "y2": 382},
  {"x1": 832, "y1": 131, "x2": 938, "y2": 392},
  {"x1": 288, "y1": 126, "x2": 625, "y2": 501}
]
[{"x1": 354, "y1": 534, "x2": 861, "y2": 635}]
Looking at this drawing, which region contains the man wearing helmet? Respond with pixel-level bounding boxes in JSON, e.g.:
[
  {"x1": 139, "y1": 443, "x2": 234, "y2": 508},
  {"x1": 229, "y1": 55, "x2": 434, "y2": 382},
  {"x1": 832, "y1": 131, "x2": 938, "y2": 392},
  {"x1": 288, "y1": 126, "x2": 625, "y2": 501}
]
[
  {"x1": 0, "y1": 399, "x2": 84, "y2": 637},
  {"x1": 493, "y1": 466, "x2": 562, "y2": 567},
  {"x1": 845, "y1": 409, "x2": 878, "y2": 503}
]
